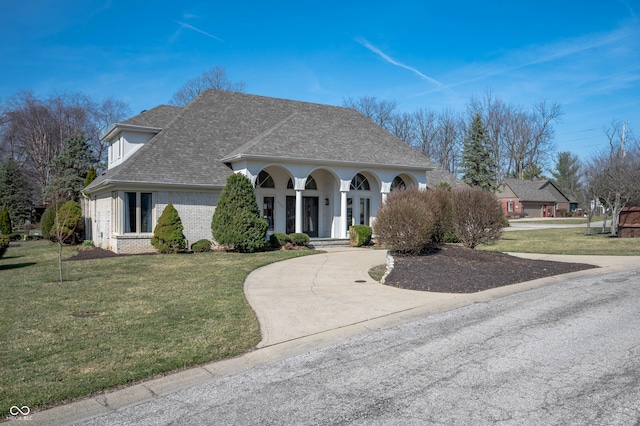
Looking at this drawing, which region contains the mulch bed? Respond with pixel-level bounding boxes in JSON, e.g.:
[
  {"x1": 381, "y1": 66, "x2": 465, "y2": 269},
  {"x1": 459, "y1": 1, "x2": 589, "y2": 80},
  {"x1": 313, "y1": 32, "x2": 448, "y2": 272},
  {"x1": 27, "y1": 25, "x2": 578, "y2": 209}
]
[
  {"x1": 384, "y1": 245, "x2": 598, "y2": 293},
  {"x1": 65, "y1": 247, "x2": 122, "y2": 261},
  {"x1": 67, "y1": 245, "x2": 599, "y2": 295}
]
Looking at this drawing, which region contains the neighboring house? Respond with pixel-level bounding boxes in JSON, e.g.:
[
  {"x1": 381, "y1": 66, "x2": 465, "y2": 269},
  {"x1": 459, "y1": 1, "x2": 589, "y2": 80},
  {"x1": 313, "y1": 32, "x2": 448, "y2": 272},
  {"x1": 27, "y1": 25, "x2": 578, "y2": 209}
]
[
  {"x1": 496, "y1": 178, "x2": 571, "y2": 218},
  {"x1": 83, "y1": 90, "x2": 463, "y2": 254}
]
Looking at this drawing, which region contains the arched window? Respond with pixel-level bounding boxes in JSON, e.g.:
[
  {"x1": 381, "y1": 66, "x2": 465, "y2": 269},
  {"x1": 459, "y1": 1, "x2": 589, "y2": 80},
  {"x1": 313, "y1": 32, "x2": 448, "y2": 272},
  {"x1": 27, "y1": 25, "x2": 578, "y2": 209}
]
[
  {"x1": 287, "y1": 175, "x2": 317, "y2": 190},
  {"x1": 391, "y1": 176, "x2": 406, "y2": 191},
  {"x1": 305, "y1": 175, "x2": 317, "y2": 190},
  {"x1": 256, "y1": 171, "x2": 275, "y2": 188},
  {"x1": 350, "y1": 173, "x2": 370, "y2": 191}
]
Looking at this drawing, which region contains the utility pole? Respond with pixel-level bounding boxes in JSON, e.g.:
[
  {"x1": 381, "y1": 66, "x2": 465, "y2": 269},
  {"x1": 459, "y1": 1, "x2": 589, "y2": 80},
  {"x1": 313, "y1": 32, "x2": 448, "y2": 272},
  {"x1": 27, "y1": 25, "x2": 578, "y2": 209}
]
[{"x1": 621, "y1": 121, "x2": 629, "y2": 157}]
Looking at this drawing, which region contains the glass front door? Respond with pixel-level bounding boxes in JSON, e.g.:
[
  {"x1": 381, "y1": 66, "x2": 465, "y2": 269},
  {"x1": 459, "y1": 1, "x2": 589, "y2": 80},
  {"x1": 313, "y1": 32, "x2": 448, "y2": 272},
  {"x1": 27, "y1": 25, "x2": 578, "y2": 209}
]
[{"x1": 285, "y1": 196, "x2": 319, "y2": 237}]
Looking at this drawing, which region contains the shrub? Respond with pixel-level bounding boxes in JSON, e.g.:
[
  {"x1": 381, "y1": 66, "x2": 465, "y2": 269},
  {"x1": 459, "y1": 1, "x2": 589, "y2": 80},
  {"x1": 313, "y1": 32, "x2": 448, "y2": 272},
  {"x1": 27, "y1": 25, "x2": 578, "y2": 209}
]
[
  {"x1": 151, "y1": 203, "x2": 186, "y2": 253},
  {"x1": 191, "y1": 239, "x2": 212, "y2": 253},
  {"x1": 373, "y1": 188, "x2": 437, "y2": 254},
  {"x1": 349, "y1": 225, "x2": 372, "y2": 247},
  {"x1": 427, "y1": 188, "x2": 454, "y2": 245},
  {"x1": 8, "y1": 233, "x2": 21, "y2": 241},
  {"x1": 0, "y1": 234, "x2": 9, "y2": 259},
  {"x1": 269, "y1": 233, "x2": 291, "y2": 249},
  {"x1": 451, "y1": 187, "x2": 504, "y2": 249},
  {"x1": 40, "y1": 206, "x2": 56, "y2": 239},
  {"x1": 0, "y1": 205, "x2": 12, "y2": 235},
  {"x1": 53, "y1": 201, "x2": 83, "y2": 244},
  {"x1": 288, "y1": 233, "x2": 310, "y2": 247},
  {"x1": 211, "y1": 174, "x2": 268, "y2": 253}
]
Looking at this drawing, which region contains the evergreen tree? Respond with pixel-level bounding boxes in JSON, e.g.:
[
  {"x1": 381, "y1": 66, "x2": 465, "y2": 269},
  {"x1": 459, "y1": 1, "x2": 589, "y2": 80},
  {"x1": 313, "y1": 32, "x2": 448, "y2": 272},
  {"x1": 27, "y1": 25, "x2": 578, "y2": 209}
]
[
  {"x1": 211, "y1": 173, "x2": 268, "y2": 253},
  {"x1": 84, "y1": 166, "x2": 98, "y2": 188},
  {"x1": 460, "y1": 114, "x2": 497, "y2": 191},
  {"x1": 0, "y1": 205, "x2": 12, "y2": 235},
  {"x1": 44, "y1": 133, "x2": 96, "y2": 202},
  {"x1": 151, "y1": 203, "x2": 186, "y2": 253},
  {"x1": 0, "y1": 158, "x2": 32, "y2": 224},
  {"x1": 551, "y1": 151, "x2": 581, "y2": 198}
]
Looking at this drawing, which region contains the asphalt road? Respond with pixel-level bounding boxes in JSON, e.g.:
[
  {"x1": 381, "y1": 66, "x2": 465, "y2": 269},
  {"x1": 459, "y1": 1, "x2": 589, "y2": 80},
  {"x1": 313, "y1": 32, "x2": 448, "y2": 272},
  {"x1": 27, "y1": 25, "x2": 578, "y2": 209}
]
[{"x1": 77, "y1": 268, "x2": 640, "y2": 426}]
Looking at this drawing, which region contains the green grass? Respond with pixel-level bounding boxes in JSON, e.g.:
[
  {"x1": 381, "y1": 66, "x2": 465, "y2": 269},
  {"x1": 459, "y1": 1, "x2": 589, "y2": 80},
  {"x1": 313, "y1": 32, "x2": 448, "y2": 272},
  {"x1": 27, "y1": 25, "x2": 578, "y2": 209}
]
[
  {"x1": 481, "y1": 227, "x2": 640, "y2": 255},
  {"x1": 0, "y1": 241, "x2": 317, "y2": 416}
]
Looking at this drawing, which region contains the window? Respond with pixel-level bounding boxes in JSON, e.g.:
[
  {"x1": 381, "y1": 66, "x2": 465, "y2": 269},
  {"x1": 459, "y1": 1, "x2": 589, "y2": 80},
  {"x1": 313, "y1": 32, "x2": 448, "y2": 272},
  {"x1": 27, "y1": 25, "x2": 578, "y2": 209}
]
[
  {"x1": 256, "y1": 171, "x2": 275, "y2": 188},
  {"x1": 508, "y1": 200, "x2": 514, "y2": 213},
  {"x1": 359, "y1": 198, "x2": 370, "y2": 226},
  {"x1": 123, "y1": 192, "x2": 153, "y2": 233},
  {"x1": 350, "y1": 173, "x2": 370, "y2": 191},
  {"x1": 391, "y1": 176, "x2": 406, "y2": 191},
  {"x1": 263, "y1": 196, "x2": 274, "y2": 231}
]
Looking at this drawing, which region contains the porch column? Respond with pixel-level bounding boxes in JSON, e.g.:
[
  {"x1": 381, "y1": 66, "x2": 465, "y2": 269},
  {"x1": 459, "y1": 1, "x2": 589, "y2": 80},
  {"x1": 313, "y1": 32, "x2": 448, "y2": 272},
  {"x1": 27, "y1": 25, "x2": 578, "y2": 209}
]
[
  {"x1": 294, "y1": 177, "x2": 307, "y2": 234},
  {"x1": 339, "y1": 179, "x2": 350, "y2": 239},
  {"x1": 295, "y1": 190, "x2": 303, "y2": 233},
  {"x1": 381, "y1": 181, "x2": 391, "y2": 205}
]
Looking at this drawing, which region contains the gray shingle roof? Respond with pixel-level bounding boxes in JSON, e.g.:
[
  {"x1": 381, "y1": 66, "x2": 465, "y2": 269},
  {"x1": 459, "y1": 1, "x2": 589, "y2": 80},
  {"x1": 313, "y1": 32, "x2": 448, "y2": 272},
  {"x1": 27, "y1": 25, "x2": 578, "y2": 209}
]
[
  {"x1": 502, "y1": 178, "x2": 569, "y2": 203},
  {"x1": 87, "y1": 90, "x2": 457, "y2": 190},
  {"x1": 122, "y1": 105, "x2": 183, "y2": 128}
]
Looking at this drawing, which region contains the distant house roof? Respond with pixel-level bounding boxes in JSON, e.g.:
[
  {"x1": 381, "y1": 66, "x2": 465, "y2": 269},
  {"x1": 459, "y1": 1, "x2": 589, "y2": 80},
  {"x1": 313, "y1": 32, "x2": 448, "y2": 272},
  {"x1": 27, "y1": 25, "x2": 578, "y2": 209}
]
[
  {"x1": 87, "y1": 90, "x2": 464, "y2": 191},
  {"x1": 499, "y1": 178, "x2": 570, "y2": 203}
]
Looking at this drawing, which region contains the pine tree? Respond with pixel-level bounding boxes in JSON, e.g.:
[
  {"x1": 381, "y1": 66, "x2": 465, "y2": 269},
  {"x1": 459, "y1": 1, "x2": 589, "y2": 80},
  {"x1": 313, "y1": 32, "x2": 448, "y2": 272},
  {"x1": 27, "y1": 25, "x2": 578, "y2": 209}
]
[
  {"x1": 460, "y1": 114, "x2": 497, "y2": 191},
  {"x1": 151, "y1": 203, "x2": 186, "y2": 253},
  {"x1": 211, "y1": 173, "x2": 268, "y2": 253},
  {"x1": 0, "y1": 205, "x2": 12, "y2": 235},
  {"x1": 84, "y1": 166, "x2": 98, "y2": 188},
  {"x1": 0, "y1": 158, "x2": 32, "y2": 224},
  {"x1": 551, "y1": 151, "x2": 581, "y2": 198},
  {"x1": 44, "y1": 133, "x2": 96, "y2": 202}
]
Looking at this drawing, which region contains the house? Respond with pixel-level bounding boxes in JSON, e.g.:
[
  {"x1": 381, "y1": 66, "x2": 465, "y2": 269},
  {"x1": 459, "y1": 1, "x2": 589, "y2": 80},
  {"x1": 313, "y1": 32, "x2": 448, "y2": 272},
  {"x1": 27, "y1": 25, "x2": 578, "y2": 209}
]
[
  {"x1": 83, "y1": 90, "x2": 463, "y2": 254},
  {"x1": 496, "y1": 178, "x2": 571, "y2": 218}
]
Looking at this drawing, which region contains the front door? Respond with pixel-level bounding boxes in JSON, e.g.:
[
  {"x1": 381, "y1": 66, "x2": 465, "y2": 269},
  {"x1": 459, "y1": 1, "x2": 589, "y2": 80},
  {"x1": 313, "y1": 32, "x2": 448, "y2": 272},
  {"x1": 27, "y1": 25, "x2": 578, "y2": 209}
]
[
  {"x1": 285, "y1": 196, "x2": 319, "y2": 237},
  {"x1": 303, "y1": 197, "x2": 319, "y2": 237}
]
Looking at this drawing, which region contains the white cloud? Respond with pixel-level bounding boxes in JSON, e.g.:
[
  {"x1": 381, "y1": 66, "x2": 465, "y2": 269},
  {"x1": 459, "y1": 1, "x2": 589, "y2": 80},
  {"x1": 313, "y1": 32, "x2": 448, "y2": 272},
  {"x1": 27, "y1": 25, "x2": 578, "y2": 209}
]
[
  {"x1": 356, "y1": 38, "x2": 450, "y2": 92},
  {"x1": 174, "y1": 21, "x2": 224, "y2": 42}
]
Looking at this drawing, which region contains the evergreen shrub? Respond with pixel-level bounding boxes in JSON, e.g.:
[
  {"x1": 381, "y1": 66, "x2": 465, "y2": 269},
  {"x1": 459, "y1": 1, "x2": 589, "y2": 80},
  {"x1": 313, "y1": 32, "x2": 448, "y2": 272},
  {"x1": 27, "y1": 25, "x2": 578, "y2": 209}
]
[
  {"x1": 349, "y1": 225, "x2": 372, "y2": 247},
  {"x1": 41, "y1": 206, "x2": 56, "y2": 239},
  {"x1": 151, "y1": 203, "x2": 186, "y2": 253},
  {"x1": 0, "y1": 234, "x2": 8, "y2": 259},
  {"x1": 269, "y1": 233, "x2": 291, "y2": 249},
  {"x1": 54, "y1": 201, "x2": 83, "y2": 244},
  {"x1": 211, "y1": 174, "x2": 268, "y2": 253},
  {"x1": 191, "y1": 239, "x2": 212, "y2": 253},
  {"x1": 288, "y1": 233, "x2": 310, "y2": 247},
  {"x1": 0, "y1": 205, "x2": 12, "y2": 235}
]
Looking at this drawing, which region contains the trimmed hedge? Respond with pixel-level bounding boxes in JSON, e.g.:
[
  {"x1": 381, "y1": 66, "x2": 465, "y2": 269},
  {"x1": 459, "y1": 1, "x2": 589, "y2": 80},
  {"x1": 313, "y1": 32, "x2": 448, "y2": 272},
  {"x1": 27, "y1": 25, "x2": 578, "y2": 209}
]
[
  {"x1": 269, "y1": 233, "x2": 291, "y2": 249},
  {"x1": 191, "y1": 239, "x2": 212, "y2": 253},
  {"x1": 349, "y1": 225, "x2": 372, "y2": 247},
  {"x1": 288, "y1": 233, "x2": 310, "y2": 247}
]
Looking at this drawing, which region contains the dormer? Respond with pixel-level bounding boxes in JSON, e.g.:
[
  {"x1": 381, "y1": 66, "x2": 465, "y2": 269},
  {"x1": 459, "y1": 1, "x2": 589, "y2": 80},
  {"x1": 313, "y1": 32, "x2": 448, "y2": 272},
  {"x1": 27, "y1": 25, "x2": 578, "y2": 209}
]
[{"x1": 103, "y1": 123, "x2": 162, "y2": 169}]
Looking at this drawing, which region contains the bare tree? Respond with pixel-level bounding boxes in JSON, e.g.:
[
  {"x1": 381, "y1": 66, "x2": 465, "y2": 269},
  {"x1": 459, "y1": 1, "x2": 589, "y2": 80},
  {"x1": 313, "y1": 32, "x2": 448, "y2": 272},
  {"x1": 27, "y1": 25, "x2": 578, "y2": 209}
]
[
  {"x1": 413, "y1": 108, "x2": 439, "y2": 158},
  {"x1": 342, "y1": 96, "x2": 397, "y2": 131},
  {"x1": 433, "y1": 109, "x2": 464, "y2": 175},
  {"x1": 0, "y1": 91, "x2": 128, "y2": 201},
  {"x1": 169, "y1": 66, "x2": 246, "y2": 106},
  {"x1": 389, "y1": 112, "x2": 416, "y2": 145}
]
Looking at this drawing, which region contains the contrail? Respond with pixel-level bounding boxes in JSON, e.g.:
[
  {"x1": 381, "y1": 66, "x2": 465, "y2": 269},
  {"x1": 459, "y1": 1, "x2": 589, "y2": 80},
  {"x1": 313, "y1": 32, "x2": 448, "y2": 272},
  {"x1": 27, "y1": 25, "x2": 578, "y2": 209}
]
[
  {"x1": 175, "y1": 21, "x2": 224, "y2": 42},
  {"x1": 358, "y1": 38, "x2": 447, "y2": 89}
]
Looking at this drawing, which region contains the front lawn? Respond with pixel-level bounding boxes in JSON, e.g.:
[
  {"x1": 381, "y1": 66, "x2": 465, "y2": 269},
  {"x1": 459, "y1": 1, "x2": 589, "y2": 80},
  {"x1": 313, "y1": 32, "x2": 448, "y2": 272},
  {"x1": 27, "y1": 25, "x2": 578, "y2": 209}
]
[
  {"x1": 0, "y1": 241, "x2": 316, "y2": 417},
  {"x1": 481, "y1": 227, "x2": 640, "y2": 256}
]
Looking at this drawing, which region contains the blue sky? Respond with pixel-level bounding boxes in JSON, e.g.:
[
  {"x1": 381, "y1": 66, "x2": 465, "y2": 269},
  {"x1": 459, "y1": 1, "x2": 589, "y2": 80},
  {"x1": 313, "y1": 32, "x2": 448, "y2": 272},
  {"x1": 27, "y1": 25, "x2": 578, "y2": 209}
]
[{"x1": 2, "y1": 0, "x2": 639, "y2": 164}]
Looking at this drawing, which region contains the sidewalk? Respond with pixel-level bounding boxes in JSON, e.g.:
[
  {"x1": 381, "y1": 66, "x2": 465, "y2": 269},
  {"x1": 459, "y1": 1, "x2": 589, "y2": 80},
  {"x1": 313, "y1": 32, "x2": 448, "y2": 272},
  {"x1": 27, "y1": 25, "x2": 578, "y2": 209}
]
[{"x1": 22, "y1": 247, "x2": 640, "y2": 425}]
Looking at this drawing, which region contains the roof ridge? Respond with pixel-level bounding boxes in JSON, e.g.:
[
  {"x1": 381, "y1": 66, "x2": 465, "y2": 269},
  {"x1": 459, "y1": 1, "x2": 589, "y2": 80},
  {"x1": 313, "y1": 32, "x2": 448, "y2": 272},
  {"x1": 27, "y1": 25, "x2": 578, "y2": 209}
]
[{"x1": 226, "y1": 112, "x2": 298, "y2": 158}]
